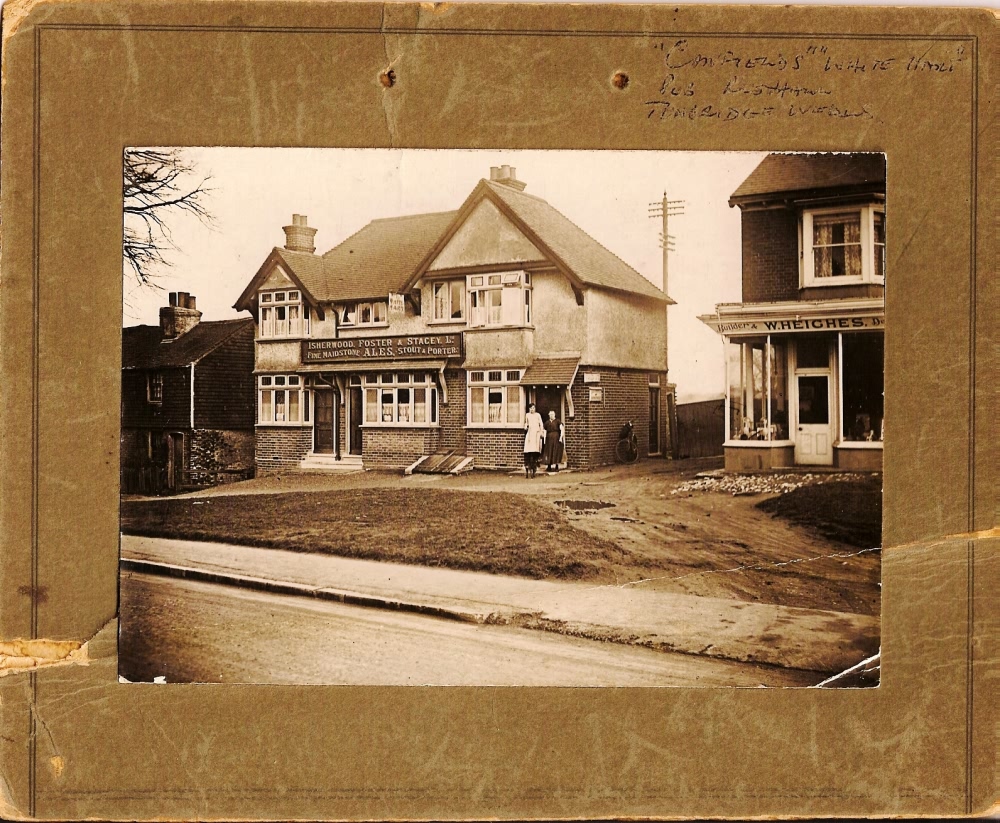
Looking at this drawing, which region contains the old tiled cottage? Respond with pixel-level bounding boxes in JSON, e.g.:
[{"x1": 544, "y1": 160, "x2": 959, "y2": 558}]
[
  {"x1": 121, "y1": 293, "x2": 255, "y2": 492},
  {"x1": 701, "y1": 153, "x2": 885, "y2": 472},
  {"x1": 235, "y1": 166, "x2": 673, "y2": 472}
]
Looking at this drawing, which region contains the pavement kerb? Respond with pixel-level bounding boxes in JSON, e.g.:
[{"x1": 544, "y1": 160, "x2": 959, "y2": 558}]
[{"x1": 120, "y1": 558, "x2": 489, "y2": 625}]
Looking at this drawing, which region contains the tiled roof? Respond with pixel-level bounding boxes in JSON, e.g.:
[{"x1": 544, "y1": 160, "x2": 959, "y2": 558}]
[
  {"x1": 122, "y1": 318, "x2": 254, "y2": 369},
  {"x1": 520, "y1": 355, "x2": 581, "y2": 386},
  {"x1": 484, "y1": 181, "x2": 669, "y2": 302},
  {"x1": 730, "y1": 153, "x2": 886, "y2": 203},
  {"x1": 318, "y1": 211, "x2": 457, "y2": 301}
]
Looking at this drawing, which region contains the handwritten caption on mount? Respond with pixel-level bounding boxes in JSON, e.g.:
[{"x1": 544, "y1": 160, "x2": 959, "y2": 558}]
[{"x1": 645, "y1": 40, "x2": 967, "y2": 123}]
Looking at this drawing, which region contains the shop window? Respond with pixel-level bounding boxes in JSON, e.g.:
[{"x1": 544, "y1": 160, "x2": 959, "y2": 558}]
[
  {"x1": 363, "y1": 373, "x2": 438, "y2": 426},
  {"x1": 842, "y1": 333, "x2": 884, "y2": 442},
  {"x1": 341, "y1": 301, "x2": 388, "y2": 327},
  {"x1": 468, "y1": 271, "x2": 531, "y2": 328},
  {"x1": 259, "y1": 374, "x2": 306, "y2": 425},
  {"x1": 259, "y1": 290, "x2": 309, "y2": 338},
  {"x1": 146, "y1": 371, "x2": 163, "y2": 404},
  {"x1": 431, "y1": 281, "x2": 466, "y2": 322},
  {"x1": 802, "y1": 206, "x2": 885, "y2": 287},
  {"x1": 468, "y1": 369, "x2": 524, "y2": 427},
  {"x1": 726, "y1": 338, "x2": 788, "y2": 442}
]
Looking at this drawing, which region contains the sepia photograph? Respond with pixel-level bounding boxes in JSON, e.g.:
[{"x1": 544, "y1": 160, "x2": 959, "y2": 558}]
[{"x1": 118, "y1": 149, "x2": 884, "y2": 688}]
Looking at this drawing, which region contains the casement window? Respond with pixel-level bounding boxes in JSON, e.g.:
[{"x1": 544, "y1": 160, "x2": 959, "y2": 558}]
[
  {"x1": 802, "y1": 206, "x2": 886, "y2": 287},
  {"x1": 146, "y1": 372, "x2": 163, "y2": 404},
  {"x1": 259, "y1": 374, "x2": 309, "y2": 425},
  {"x1": 341, "y1": 301, "x2": 388, "y2": 327},
  {"x1": 468, "y1": 370, "x2": 524, "y2": 427},
  {"x1": 259, "y1": 290, "x2": 309, "y2": 338},
  {"x1": 468, "y1": 272, "x2": 531, "y2": 328},
  {"x1": 431, "y1": 281, "x2": 466, "y2": 322},
  {"x1": 363, "y1": 372, "x2": 438, "y2": 426}
]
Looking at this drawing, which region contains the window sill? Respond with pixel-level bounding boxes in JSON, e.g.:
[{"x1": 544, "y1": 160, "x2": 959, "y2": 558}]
[
  {"x1": 258, "y1": 335, "x2": 310, "y2": 341},
  {"x1": 465, "y1": 325, "x2": 534, "y2": 332},
  {"x1": 724, "y1": 439, "x2": 794, "y2": 448},
  {"x1": 466, "y1": 424, "x2": 527, "y2": 431},
  {"x1": 256, "y1": 422, "x2": 312, "y2": 428},
  {"x1": 340, "y1": 323, "x2": 391, "y2": 331},
  {"x1": 427, "y1": 319, "x2": 467, "y2": 326},
  {"x1": 801, "y1": 277, "x2": 884, "y2": 288},
  {"x1": 836, "y1": 440, "x2": 883, "y2": 449},
  {"x1": 360, "y1": 423, "x2": 439, "y2": 429}
]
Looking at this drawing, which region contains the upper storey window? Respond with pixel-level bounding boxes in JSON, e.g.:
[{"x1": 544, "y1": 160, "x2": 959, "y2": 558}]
[
  {"x1": 432, "y1": 281, "x2": 466, "y2": 322},
  {"x1": 468, "y1": 272, "x2": 531, "y2": 328},
  {"x1": 802, "y1": 206, "x2": 885, "y2": 287},
  {"x1": 259, "y1": 290, "x2": 309, "y2": 338},
  {"x1": 341, "y1": 301, "x2": 388, "y2": 327}
]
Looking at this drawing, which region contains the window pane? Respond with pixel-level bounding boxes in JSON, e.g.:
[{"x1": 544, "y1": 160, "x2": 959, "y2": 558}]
[
  {"x1": 501, "y1": 284, "x2": 521, "y2": 325},
  {"x1": 524, "y1": 288, "x2": 531, "y2": 324},
  {"x1": 303, "y1": 391, "x2": 310, "y2": 423},
  {"x1": 433, "y1": 283, "x2": 447, "y2": 319},
  {"x1": 397, "y1": 388, "x2": 411, "y2": 422},
  {"x1": 796, "y1": 337, "x2": 829, "y2": 369},
  {"x1": 768, "y1": 341, "x2": 788, "y2": 439},
  {"x1": 471, "y1": 276, "x2": 483, "y2": 287},
  {"x1": 751, "y1": 343, "x2": 765, "y2": 431},
  {"x1": 275, "y1": 391, "x2": 286, "y2": 422},
  {"x1": 797, "y1": 376, "x2": 829, "y2": 425},
  {"x1": 813, "y1": 213, "x2": 862, "y2": 278},
  {"x1": 260, "y1": 293, "x2": 272, "y2": 303},
  {"x1": 450, "y1": 281, "x2": 464, "y2": 319},
  {"x1": 470, "y1": 371, "x2": 484, "y2": 383},
  {"x1": 288, "y1": 391, "x2": 300, "y2": 422},
  {"x1": 365, "y1": 389, "x2": 378, "y2": 422},
  {"x1": 413, "y1": 388, "x2": 426, "y2": 423},
  {"x1": 430, "y1": 390, "x2": 438, "y2": 423},
  {"x1": 726, "y1": 340, "x2": 744, "y2": 440},
  {"x1": 288, "y1": 376, "x2": 300, "y2": 385},
  {"x1": 842, "y1": 333, "x2": 884, "y2": 441},
  {"x1": 507, "y1": 387, "x2": 521, "y2": 424},
  {"x1": 381, "y1": 390, "x2": 394, "y2": 422},
  {"x1": 381, "y1": 372, "x2": 393, "y2": 384},
  {"x1": 471, "y1": 387, "x2": 485, "y2": 423},
  {"x1": 874, "y1": 212, "x2": 886, "y2": 280},
  {"x1": 275, "y1": 376, "x2": 286, "y2": 386},
  {"x1": 288, "y1": 291, "x2": 299, "y2": 300},
  {"x1": 487, "y1": 288, "x2": 502, "y2": 324},
  {"x1": 488, "y1": 388, "x2": 503, "y2": 423},
  {"x1": 506, "y1": 370, "x2": 520, "y2": 381},
  {"x1": 260, "y1": 376, "x2": 272, "y2": 387},
  {"x1": 488, "y1": 275, "x2": 501, "y2": 285},
  {"x1": 488, "y1": 371, "x2": 502, "y2": 382},
  {"x1": 360, "y1": 304, "x2": 373, "y2": 324},
  {"x1": 343, "y1": 305, "x2": 356, "y2": 324},
  {"x1": 373, "y1": 302, "x2": 386, "y2": 323},
  {"x1": 502, "y1": 272, "x2": 520, "y2": 285},
  {"x1": 274, "y1": 292, "x2": 286, "y2": 301},
  {"x1": 261, "y1": 391, "x2": 272, "y2": 422}
]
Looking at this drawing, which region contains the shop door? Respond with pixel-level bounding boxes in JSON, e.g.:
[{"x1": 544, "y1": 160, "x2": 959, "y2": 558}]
[
  {"x1": 349, "y1": 386, "x2": 364, "y2": 455},
  {"x1": 794, "y1": 374, "x2": 833, "y2": 465},
  {"x1": 648, "y1": 387, "x2": 661, "y2": 455},
  {"x1": 314, "y1": 391, "x2": 334, "y2": 454},
  {"x1": 534, "y1": 387, "x2": 563, "y2": 422}
]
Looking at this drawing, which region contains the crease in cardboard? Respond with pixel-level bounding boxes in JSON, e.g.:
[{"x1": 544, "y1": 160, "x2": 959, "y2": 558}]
[{"x1": 378, "y1": 3, "x2": 400, "y2": 147}]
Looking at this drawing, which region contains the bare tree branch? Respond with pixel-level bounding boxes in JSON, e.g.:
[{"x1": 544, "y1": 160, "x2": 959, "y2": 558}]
[{"x1": 123, "y1": 149, "x2": 214, "y2": 286}]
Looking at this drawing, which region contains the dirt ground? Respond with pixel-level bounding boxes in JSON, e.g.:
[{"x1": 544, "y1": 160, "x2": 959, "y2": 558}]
[{"x1": 123, "y1": 457, "x2": 881, "y2": 617}]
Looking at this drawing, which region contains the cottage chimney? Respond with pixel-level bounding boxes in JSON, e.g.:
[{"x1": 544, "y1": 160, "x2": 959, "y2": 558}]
[
  {"x1": 160, "y1": 292, "x2": 202, "y2": 340},
  {"x1": 488, "y1": 165, "x2": 526, "y2": 192},
  {"x1": 283, "y1": 214, "x2": 317, "y2": 253}
]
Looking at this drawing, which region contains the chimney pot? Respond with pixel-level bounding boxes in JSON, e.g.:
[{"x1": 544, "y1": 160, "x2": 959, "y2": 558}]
[
  {"x1": 160, "y1": 296, "x2": 202, "y2": 340},
  {"x1": 501, "y1": 164, "x2": 512, "y2": 178},
  {"x1": 490, "y1": 166, "x2": 500, "y2": 181},
  {"x1": 169, "y1": 292, "x2": 178, "y2": 307}
]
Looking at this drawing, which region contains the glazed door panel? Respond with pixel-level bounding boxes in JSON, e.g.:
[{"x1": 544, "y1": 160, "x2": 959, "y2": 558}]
[
  {"x1": 794, "y1": 374, "x2": 833, "y2": 465},
  {"x1": 314, "y1": 391, "x2": 334, "y2": 454}
]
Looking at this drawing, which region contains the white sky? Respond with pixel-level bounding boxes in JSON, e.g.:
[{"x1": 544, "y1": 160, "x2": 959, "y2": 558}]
[{"x1": 124, "y1": 149, "x2": 766, "y2": 403}]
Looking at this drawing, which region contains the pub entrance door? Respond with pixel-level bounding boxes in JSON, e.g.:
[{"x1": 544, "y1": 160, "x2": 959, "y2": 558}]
[
  {"x1": 313, "y1": 390, "x2": 335, "y2": 454},
  {"x1": 349, "y1": 386, "x2": 364, "y2": 455}
]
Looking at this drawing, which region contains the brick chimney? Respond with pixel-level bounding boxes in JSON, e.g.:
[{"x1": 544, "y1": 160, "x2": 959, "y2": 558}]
[
  {"x1": 283, "y1": 214, "x2": 317, "y2": 253},
  {"x1": 160, "y1": 292, "x2": 202, "y2": 340},
  {"x1": 489, "y1": 165, "x2": 527, "y2": 192}
]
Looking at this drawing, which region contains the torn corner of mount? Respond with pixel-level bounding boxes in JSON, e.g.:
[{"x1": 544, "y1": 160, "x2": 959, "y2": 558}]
[{"x1": 0, "y1": 638, "x2": 89, "y2": 678}]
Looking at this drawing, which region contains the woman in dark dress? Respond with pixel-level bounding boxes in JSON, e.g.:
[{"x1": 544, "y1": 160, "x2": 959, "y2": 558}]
[{"x1": 543, "y1": 410, "x2": 564, "y2": 472}]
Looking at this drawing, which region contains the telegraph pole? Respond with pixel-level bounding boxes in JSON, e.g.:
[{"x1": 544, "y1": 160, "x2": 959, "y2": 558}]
[{"x1": 648, "y1": 193, "x2": 684, "y2": 375}]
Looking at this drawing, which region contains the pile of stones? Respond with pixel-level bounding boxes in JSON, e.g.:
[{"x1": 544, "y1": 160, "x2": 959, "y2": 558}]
[{"x1": 672, "y1": 472, "x2": 870, "y2": 497}]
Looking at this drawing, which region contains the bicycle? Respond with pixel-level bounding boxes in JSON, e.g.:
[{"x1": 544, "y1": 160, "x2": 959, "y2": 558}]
[{"x1": 615, "y1": 421, "x2": 639, "y2": 463}]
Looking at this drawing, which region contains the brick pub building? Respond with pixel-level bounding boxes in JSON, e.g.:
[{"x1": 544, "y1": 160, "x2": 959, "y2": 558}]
[
  {"x1": 121, "y1": 293, "x2": 255, "y2": 492},
  {"x1": 701, "y1": 153, "x2": 885, "y2": 472},
  {"x1": 234, "y1": 166, "x2": 674, "y2": 472}
]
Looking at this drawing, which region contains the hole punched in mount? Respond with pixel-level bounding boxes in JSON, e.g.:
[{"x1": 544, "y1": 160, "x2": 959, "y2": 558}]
[
  {"x1": 612, "y1": 71, "x2": 629, "y2": 90},
  {"x1": 380, "y1": 69, "x2": 397, "y2": 88}
]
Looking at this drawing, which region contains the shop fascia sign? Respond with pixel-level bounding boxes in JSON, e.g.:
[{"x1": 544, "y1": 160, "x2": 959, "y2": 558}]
[
  {"x1": 302, "y1": 333, "x2": 464, "y2": 363},
  {"x1": 704, "y1": 311, "x2": 884, "y2": 336}
]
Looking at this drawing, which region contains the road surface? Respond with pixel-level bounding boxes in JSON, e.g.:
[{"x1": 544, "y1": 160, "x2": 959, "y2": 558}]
[{"x1": 119, "y1": 572, "x2": 813, "y2": 687}]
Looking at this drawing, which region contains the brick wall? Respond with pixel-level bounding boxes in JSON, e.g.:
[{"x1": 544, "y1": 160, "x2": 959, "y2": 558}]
[
  {"x1": 190, "y1": 429, "x2": 255, "y2": 485},
  {"x1": 438, "y1": 370, "x2": 467, "y2": 452},
  {"x1": 741, "y1": 209, "x2": 800, "y2": 303},
  {"x1": 570, "y1": 368, "x2": 666, "y2": 467},
  {"x1": 256, "y1": 426, "x2": 313, "y2": 471},
  {"x1": 362, "y1": 428, "x2": 439, "y2": 468},
  {"x1": 466, "y1": 428, "x2": 524, "y2": 469}
]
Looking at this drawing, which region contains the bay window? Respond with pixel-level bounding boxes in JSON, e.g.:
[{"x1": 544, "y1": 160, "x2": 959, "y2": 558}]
[
  {"x1": 468, "y1": 272, "x2": 531, "y2": 328},
  {"x1": 726, "y1": 337, "x2": 787, "y2": 441},
  {"x1": 259, "y1": 290, "x2": 309, "y2": 338},
  {"x1": 259, "y1": 375, "x2": 309, "y2": 424},
  {"x1": 802, "y1": 205, "x2": 885, "y2": 286},
  {"x1": 363, "y1": 372, "x2": 438, "y2": 426},
  {"x1": 468, "y1": 370, "x2": 524, "y2": 426}
]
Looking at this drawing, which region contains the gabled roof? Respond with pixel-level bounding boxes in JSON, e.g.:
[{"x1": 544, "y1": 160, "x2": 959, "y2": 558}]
[
  {"x1": 405, "y1": 180, "x2": 671, "y2": 304},
  {"x1": 122, "y1": 318, "x2": 254, "y2": 369},
  {"x1": 320, "y1": 211, "x2": 457, "y2": 302},
  {"x1": 730, "y1": 153, "x2": 886, "y2": 206}
]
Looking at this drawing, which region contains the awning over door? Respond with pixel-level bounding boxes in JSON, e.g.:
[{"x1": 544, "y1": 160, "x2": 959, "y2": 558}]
[{"x1": 520, "y1": 355, "x2": 581, "y2": 386}]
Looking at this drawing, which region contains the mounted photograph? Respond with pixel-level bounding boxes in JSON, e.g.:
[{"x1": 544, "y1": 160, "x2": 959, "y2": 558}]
[{"x1": 118, "y1": 149, "x2": 883, "y2": 688}]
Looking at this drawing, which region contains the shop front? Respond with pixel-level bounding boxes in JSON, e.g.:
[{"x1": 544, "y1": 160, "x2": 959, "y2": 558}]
[{"x1": 703, "y1": 300, "x2": 884, "y2": 472}]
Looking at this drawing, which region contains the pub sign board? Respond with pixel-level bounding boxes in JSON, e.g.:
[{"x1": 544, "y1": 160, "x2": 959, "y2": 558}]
[{"x1": 302, "y1": 333, "x2": 464, "y2": 363}]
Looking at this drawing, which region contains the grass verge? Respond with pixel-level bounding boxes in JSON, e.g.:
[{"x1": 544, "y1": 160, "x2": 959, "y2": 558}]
[{"x1": 121, "y1": 488, "x2": 640, "y2": 579}]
